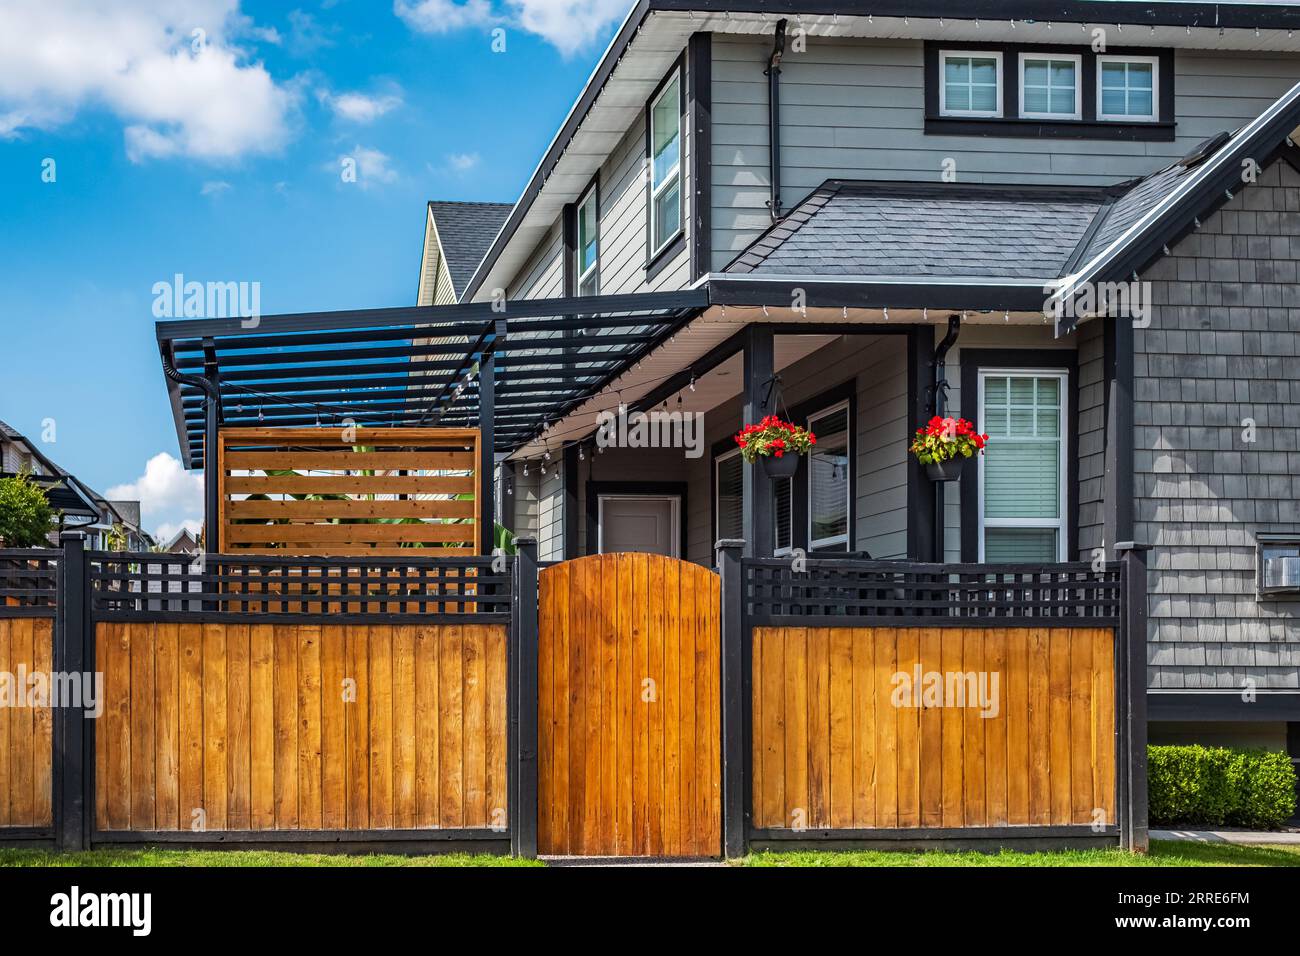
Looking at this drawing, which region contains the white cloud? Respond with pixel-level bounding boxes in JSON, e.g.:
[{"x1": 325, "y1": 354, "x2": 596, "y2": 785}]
[
  {"x1": 321, "y1": 89, "x2": 403, "y2": 123},
  {"x1": 446, "y1": 151, "x2": 479, "y2": 171},
  {"x1": 106, "y1": 452, "x2": 204, "y2": 540},
  {"x1": 0, "y1": 0, "x2": 296, "y2": 162},
  {"x1": 201, "y1": 180, "x2": 232, "y2": 196},
  {"x1": 286, "y1": 9, "x2": 338, "y2": 57},
  {"x1": 336, "y1": 145, "x2": 399, "y2": 188},
  {"x1": 396, "y1": 0, "x2": 626, "y2": 54}
]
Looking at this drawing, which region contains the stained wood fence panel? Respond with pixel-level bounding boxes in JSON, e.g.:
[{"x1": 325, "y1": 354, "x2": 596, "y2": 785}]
[
  {"x1": 94, "y1": 621, "x2": 506, "y2": 831},
  {"x1": 0, "y1": 617, "x2": 54, "y2": 828},
  {"x1": 538, "y1": 554, "x2": 721, "y2": 857},
  {"x1": 751, "y1": 626, "x2": 1116, "y2": 831}
]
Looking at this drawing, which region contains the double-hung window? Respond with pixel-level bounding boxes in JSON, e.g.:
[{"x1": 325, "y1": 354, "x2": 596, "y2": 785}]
[
  {"x1": 978, "y1": 371, "x2": 1067, "y2": 562},
  {"x1": 939, "y1": 51, "x2": 1003, "y2": 118},
  {"x1": 1097, "y1": 55, "x2": 1158, "y2": 122},
  {"x1": 1019, "y1": 53, "x2": 1081, "y2": 120},
  {"x1": 807, "y1": 402, "x2": 850, "y2": 552},
  {"x1": 575, "y1": 184, "x2": 599, "y2": 296},
  {"x1": 648, "y1": 71, "x2": 683, "y2": 256}
]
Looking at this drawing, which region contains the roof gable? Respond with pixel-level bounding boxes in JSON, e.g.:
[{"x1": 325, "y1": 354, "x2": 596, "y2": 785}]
[{"x1": 425, "y1": 201, "x2": 513, "y2": 300}]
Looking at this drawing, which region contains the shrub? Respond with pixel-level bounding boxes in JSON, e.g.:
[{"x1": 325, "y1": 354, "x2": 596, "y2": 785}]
[
  {"x1": 0, "y1": 472, "x2": 54, "y2": 548},
  {"x1": 1148, "y1": 744, "x2": 1297, "y2": 829}
]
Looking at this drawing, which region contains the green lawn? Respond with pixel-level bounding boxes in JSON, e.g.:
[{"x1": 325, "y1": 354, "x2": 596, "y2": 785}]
[
  {"x1": 742, "y1": 839, "x2": 1300, "y2": 868},
  {"x1": 0, "y1": 848, "x2": 542, "y2": 867}
]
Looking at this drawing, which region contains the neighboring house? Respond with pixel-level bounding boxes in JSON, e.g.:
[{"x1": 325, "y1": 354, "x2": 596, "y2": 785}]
[
  {"x1": 416, "y1": 3, "x2": 1300, "y2": 760},
  {"x1": 417, "y1": 201, "x2": 513, "y2": 305},
  {"x1": 0, "y1": 418, "x2": 152, "y2": 549},
  {"x1": 161, "y1": 527, "x2": 200, "y2": 554}
]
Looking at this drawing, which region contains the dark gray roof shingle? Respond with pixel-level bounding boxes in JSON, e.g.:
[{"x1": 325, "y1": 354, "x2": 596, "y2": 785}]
[{"x1": 427, "y1": 201, "x2": 514, "y2": 298}]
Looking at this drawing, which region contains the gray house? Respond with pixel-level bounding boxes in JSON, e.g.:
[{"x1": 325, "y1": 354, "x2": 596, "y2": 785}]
[{"x1": 408, "y1": 1, "x2": 1300, "y2": 766}]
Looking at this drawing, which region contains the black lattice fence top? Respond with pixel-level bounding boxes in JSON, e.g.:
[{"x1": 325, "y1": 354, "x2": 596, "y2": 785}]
[
  {"x1": 0, "y1": 549, "x2": 58, "y2": 617},
  {"x1": 89, "y1": 551, "x2": 512, "y2": 624},
  {"x1": 743, "y1": 558, "x2": 1123, "y2": 628}
]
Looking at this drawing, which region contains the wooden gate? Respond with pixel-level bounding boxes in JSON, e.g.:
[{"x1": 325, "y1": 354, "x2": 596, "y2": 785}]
[{"x1": 538, "y1": 553, "x2": 720, "y2": 857}]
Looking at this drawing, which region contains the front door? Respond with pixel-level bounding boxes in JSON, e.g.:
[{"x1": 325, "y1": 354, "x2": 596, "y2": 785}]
[
  {"x1": 597, "y1": 495, "x2": 680, "y2": 557},
  {"x1": 537, "y1": 553, "x2": 721, "y2": 857}
]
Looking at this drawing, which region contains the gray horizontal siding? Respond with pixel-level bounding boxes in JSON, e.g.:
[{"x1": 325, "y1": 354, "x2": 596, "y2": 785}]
[
  {"x1": 1136, "y1": 158, "x2": 1300, "y2": 691},
  {"x1": 712, "y1": 35, "x2": 1300, "y2": 268}
]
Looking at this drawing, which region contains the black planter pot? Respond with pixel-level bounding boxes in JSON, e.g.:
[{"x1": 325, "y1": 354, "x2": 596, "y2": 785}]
[
  {"x1": 924, "y1": 457, "x2": 967, "y2": 482},
  {"x1": 760, "y1": 453, "x2": 800, "y2": 478}
]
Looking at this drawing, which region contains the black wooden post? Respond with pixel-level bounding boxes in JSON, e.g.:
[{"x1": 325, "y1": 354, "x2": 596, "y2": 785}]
[
  {"x1": 1116, "y1": 540, "x2": 1151, "y2": 852},
  {"x1": 511, "y1": 536, "x2": 539, "y2": 858},
  {"x1": 55, "y1": 531, "x2": 88, "y2": 851},
  {"x1": 906, "y1": 326, "x2": 937, "y2": 561},
  {"x1": 202, "y1": 376, "x2": 221, "y2": 554},
  {"x1": 742, "y1": 326, "x2": 774, "y2": 557},
  {"x1": 478, "y1": 323, "x2": 502, "y2": 557},
  {"x1": 717, "y1": 537, "x2": 747, "y2": 859}
]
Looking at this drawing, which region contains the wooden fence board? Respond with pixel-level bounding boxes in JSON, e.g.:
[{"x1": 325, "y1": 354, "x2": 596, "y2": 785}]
[
  {"x1": 751, "y1": 626, "x2": 1117, "y2": 831},
  {"x1": 94, "y1": 621, "x2": 506, "y2": 831},
  {"x1": 0, "y1": 618, "x2": 53, "y2": 828}
]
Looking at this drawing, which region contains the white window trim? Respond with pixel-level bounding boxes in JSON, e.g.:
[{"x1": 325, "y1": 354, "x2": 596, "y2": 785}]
[
  {"x1": 807, "y1": 400, "x2": 851, "y2": 552},
  {"x1": 1096, "y1": 54, "x2": 1160, "y2": 123},
  {"x1": 575, "y1": 183, "x2": 599, "y2": 295},
  {"x1": 938, "y1": 50, "x2": 1004, "y2": 119},
  {"x1": 648, "y1": 72, "x2": 683, "y2": 258},
  {"x1": 1018, "y1": 52, "x2": 1082, "y2": 121},
  {"x1": 715, "y1": 447, "x2": 742, "y2": 545},
  {"x1": 597, "y1": 494, "x2": 681, "y2": 558},
  {"x1": 976, "y1": 368, "x2": 1069, "y2": 562}
]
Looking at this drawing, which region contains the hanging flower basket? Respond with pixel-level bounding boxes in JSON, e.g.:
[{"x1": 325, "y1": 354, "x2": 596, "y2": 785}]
[
  {"x1": 734, "y1": 415, "x2": 815, "y2": 478},
  {"x1": 910, "y1": 416, "x2": 988, "y2": 482}
]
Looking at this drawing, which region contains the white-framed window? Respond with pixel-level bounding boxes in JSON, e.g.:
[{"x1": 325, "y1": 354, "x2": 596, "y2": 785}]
[
  {"x1": 1018, "y1": 53, "x2": 1082, "y2": 120},
  {"x1": 715, "y1": 447, "x2": 743, "y2": 543},
  {"x1": 1097, "y1": 55, "x2": 1159, "y2": 122},
  {"x1": 939, "y1": 51, "x2": 1003, "y2": 118},
  {"x1": 774, "y1": 477, "x2": 792, "y2": 556},
  {"x1": 978, "y1": 370, "x2": 1068, "y2": 563},
  {"x1": 648, "y1": 70, "x2": 683, "y2": 256},
  {"x1": 807, "y1": 402, "x2": 850, "y2": 552},
  {"x1": 575, "y1": 183, "x2": 599, "y2": 296}
]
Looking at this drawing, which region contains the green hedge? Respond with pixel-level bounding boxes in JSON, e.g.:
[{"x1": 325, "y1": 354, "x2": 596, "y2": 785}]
[{"x1": 1148, "y1": 745, "x2": 1297, "y2": 829}]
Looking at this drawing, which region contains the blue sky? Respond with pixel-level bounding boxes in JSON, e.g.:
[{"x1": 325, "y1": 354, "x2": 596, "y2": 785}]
[{"x1": 0, "y1": 0, "x2": 626, "y2": 540}]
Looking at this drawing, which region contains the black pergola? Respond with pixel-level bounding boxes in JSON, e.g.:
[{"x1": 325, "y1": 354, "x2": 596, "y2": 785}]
[{"x1": 156, "y1": 290, "x2": 707, "y2": 551}]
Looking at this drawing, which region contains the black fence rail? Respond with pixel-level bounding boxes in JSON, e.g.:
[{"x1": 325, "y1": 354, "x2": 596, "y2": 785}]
[
  {"x1": 88, "y1": 551, "x2": 512, "y2": 623},
  {"x1": 743, "y1": 558, "x2": 1123, "y2": 627},
  {"x1": 0, "y1": 549, "x2": 59, "y2": 616}
]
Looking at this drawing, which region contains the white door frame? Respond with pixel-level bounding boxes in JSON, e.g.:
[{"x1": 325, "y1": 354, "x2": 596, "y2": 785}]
[{"x1": 596, "y1": 493, "x2": 682, "y2": 557}]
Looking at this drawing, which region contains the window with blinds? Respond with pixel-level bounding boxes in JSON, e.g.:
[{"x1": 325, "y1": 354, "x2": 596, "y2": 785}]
[
  {"x1": 979, "y1": 371, "x2": 1066, "y2": 562},
  {"x1": 774, "y1": 477, "x2": 792, "y2": 554},
  {"x1": 715, "y1": 449, "x2": 743, "y2": 542},
  {"x1": 808, "y1": 403, "x2": 850, "y2": 551}
]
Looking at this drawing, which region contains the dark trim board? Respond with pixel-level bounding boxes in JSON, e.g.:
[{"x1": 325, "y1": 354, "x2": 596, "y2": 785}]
[
  {"x1": 89, "y1": 829, "x2": 510, "y2": 856},
  {"x1": 584, "y1": 480, "x2": 689, "y2": 558},
  {"x1": 688, "y1": 32, "x2": 712, "y2": 281},
  {"x1": 959, "y1": 348, "x2": 1080, "y2": 564},
  {"x1": 749, "y1": 824, "x2": 1119, "y2": 853},
  {"x1": 1148, "y1": 693, "x2": 1300, "y2": 723}
]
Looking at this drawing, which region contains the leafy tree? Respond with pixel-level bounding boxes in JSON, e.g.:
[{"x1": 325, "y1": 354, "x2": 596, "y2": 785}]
[{"x1": 0, "y1": 472, "x2": 55, "y2": 548}]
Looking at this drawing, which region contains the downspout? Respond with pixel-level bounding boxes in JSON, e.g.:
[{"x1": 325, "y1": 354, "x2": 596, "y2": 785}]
[
  {"x1": 931, "y1": 314, "x2": 962, "y2": 561},
  {"x1": 764, "y1": 19, "x2": 787, "y2": 222},
  {"x1": 161, "y1": 352, "x2": 222, "y2": 554}
]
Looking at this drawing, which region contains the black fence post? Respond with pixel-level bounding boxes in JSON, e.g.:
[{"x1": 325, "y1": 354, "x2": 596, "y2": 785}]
[
  {"x1": 717, "y1": 538, "x2": 747, "y2": 859},
  {"x1": 55, "y1": 532, "x2": 88, "y2": 851},
  {"x1": 1115, "y1": 541, "x2": 1151, "y2": 853},
  {"x1": 511, "y1": 536, "x2": 539, "y2": 858}
]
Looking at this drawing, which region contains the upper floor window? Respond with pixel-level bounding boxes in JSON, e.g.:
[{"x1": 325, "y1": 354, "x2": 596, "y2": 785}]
[
  {"x1": 648, "y1": 70, "x2": 683, "y2": 256},
  {"x1": 939, "y1": 51, "x2": 1002, "y2": 118},
  {"x1": 1097, "y1": 55, "x2": 1159, "y2": 122},
  {"x1": 1019, "y1": 53, "x2": 1081, "y2": 121},
  {"x1": 575, "y1": 183, "x2": 599, "y2": 296}
]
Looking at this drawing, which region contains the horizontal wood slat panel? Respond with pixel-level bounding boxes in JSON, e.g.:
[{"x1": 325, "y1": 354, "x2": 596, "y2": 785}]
[
  {"x1": 751, "y1": 626, "x2": 1116, "y2": 831},
  {"x1": 95, "y1": 621, "x2": 507, "y2": 832},
  {"x1": 538, "y1": 554, "x2": 721, "y2": 857},
  {"x1": 218, "y1": 427, "x2": 480, "y2": 557},
  {"x1": 0, "y1": 617, "x2": 53, "y2": 829}
]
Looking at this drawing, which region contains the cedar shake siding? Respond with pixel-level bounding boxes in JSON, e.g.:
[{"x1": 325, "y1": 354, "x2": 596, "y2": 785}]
[{"x1": 1137, "y1": 157, "x2": 1300, "y2": 692}]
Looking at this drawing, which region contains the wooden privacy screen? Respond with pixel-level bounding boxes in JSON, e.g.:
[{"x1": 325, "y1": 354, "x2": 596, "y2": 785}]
[
  {"x1": 538, "y1": 554, "x2": 721, "y2": 857},
  {"x1": 0, "y1": 618, "x2": 53, "y2": 829},
  {"x1": 218, "y1": 427, "x2": 481, "y2": 556},
  {"x1": 95, "y1": 621, "x2": 507, "y2": 831},
  {"x1": 752, "y1": 627, "x2": 1116, "y2": 830}
]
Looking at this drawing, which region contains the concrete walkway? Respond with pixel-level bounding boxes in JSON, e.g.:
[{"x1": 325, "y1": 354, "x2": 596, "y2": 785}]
[{"x1": 1153, "y1": 828, "x2": 1300, "y2": 845}]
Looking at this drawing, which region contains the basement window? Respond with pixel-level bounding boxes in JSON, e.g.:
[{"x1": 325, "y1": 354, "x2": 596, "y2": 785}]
[{"x1": 1258, "y1": 536, "x2": 1300, "y2": 597}]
